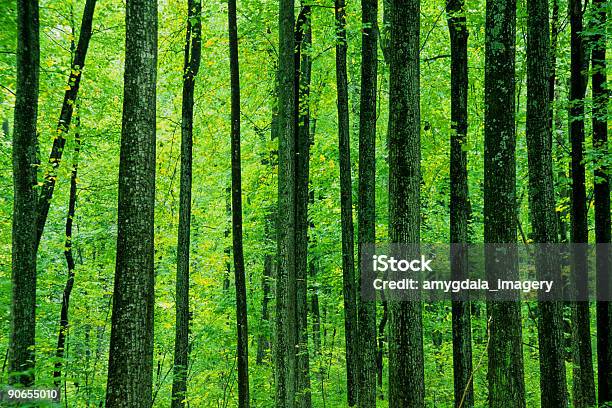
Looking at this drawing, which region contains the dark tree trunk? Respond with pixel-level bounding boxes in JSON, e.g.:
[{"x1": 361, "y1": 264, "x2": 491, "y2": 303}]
[
  {"x1": 228, "y1": 1, "x2": 250, "y2": 406},
  {"x1": 357, "y1": 0, "x2": 378, "y2": 406},
  {"x1": 171, "y1": 0, "x2": 201, "y2": 405},
  {"x1": 10, "y1": 0, "x2": 39, "y2": 387},
  {"x1": 446, "y1": 1, "x2": 473, "y2": 407},
  {"x1": 387, "y1": 0, "x2": 424, "y2": 407},
  {"x1": 36, "y1": 0, "x2": 96, "y2": 249},
  {"x1": 591, "y1": 0, "x2": 611, "y2": 403},
  {"x1": 105, "y1": 0, "x2": 157, "y2": 404},
  {"x1": 53, "y1": 110, "x2": 81, "y2": 387},
  {"x1": 275, "y1": 0, "x2": 298, "y2": 405},
  {"x1": 525, "y1": 0, "x2": 568, "y2": 405},
  {"x1": 334, "y1": 0, "x2": 357, "y2": 405},
  {"x1": 294, "y1": 7, "x2": 312, "y2": 407},
  {"x1": 568, "y1": 0, "x2": 596, "y2": 405},
  {"x1": 484, "y1": 0, "x2": 526, "y2": 407}
]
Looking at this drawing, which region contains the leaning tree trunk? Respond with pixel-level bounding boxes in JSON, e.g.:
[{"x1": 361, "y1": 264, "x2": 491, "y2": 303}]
[
  {"x1": 105, "y1": 0, "x2": 157, "y2": 405},
  {"x1": 569, "y1": 0, "x2": 596, "y2": 405},
  {"x1": 387, "y1": 0, "x2": 424, "y2": 407},
  {"x1": 446, "y1": 1, "x2": 473, "y2": 407},
  {"x1": 484, "y1": 0, "x2": 526, "y2": 407},
  {"x1": 36, "y1": 0, "x2": 96, "y2": 249},
  {"x1": 525, "y1": 0, "x2": 568, "y2": 405},
  {"x1": 10, "y1": 0, "x2": 39, "y2": 387},
  {"x1": 171, "y1": 0, "x2": 201, "y2": 406},
  {"x1": 591, "y1": 0, "x2": 611, "y2": 404}
]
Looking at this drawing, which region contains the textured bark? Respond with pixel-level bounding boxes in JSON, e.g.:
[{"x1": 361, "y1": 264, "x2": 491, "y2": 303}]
[
  {"x1": 36, "y1": 0, "x2": 96, "y2": 249},
  {"x1": 10, "y1": 0, "x2": 39, "y2": 387},
  {"x1": 568, "y1": 0, "x2": 596, "y2": 406},
  {"x1": 275, "y1": 0, "x2": 298, "y2": 405},
  {"x1": 591, "y1": 0, "x2": 611, "y2": 404},
  {"x1": 334, "y1": 0, "x2": 357, "y2": 404},
  {"x1": 171, "y1": 0, "x2": 201, "y2": 405},
  {"x1": 294, "y1": 7, "x2": 312, "y2": 407},
  {"x1": 105, "y1": 0, "x2": 157, "y2": 404},
  {"x1": 484, "y1": 0, "x2": 526, "y2": 406},
  {"x1": 446, "y1": 1, "x2": 473, "y2": 407},
  {"x1": 525, "y1": 0, "x2": 568, "y2": 405},
  {"x1": 228, "y1": 1, "x2": 250, "y2": 405},
  {"x1": 53, "y1": 111, "x2": 81, "y2": 387},
  {"x1": 357, "y1": 0, "x2": 378, "y2": 406},
  {"x1": 387, "y1": 0, "x2": 424, "y2": 406}
]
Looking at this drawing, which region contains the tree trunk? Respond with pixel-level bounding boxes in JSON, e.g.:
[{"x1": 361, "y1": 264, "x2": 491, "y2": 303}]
[
  {"x1": 36, "y1": 0, "x2": 96, "y2": 249},
  {"x1": 357, "y1": 0, "x2": 378, "y2": 406},
  {"x1": 387, "y1": 0, "x2": 424, "y2": 406},
  {"x1": 334, "y1": 0, "x2": 357, "y2": 405},
  {"x1": 484, "y1": 0, "x2": 526, "y2": 407},
  {"x1": 105, "y1": 0, "x2": 157, "y2": 404},
  {"x1": 446, "y1": 1, "x2": 473, "y2": 407},
  {"x1": 10, "y1": 0, "x2": 39, "y2": 387},
  {"x1": 53, "y1": 109, "x2": 81, "y2": 387},
  {"x1": 228, "y1": 1, "x2": 250, "y2": 406},
  {"x1": 568, "y1": 0, "x2": 596, "y2": 405},
  {"x1": 591, "y1": 0, "x2": 611, "y2": 404},
  {"x1": 275, "y1": 0, "x2": 298, "y2": 405},
  {"x1": 525, "y1": 0, "x2": 568, "y2": 405},
  {"x1": 171, "y1": 0, "x2": 201, "y2": 405}
]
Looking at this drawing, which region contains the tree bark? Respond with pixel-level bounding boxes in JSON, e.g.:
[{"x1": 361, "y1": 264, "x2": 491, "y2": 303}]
[
  {"x1": 171, "y1": 0, "x2": 201, "y2": 405},
  {"x1": 10, "y1": 0, "x2": 39, "y2": 387},
  {"x1": 36, "y1": 0, "x2": 96, "y2": 249},
  {"x1": 387, "y1": 0, "x2": 424, "y2": 406},
  {"x1": 591, "y1": 0, "x2": 611, "y2": 404},
  {"x1": 357, "y1": 0, "x2": 378, "y2": 406},
  {"x1": 484, "y1": 0, "x2": 526, "y2": 407},
  {"x1": 525, "y1": 0, "x2": 568, "y2": 405},
  {"x1": 446, "y1": 1, "x2": 473, "y2": 407},
  {"x1": 105, "y1": 0, "x2": 157, "y2": 404}
]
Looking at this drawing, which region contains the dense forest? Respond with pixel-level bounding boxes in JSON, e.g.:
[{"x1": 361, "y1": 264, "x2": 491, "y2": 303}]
[{"x1": 0, "y1": 0, "x2": 611, "y2": 406}]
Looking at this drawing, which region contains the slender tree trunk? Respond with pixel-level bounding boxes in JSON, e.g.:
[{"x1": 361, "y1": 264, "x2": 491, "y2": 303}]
[
  {"x1": 54, "y1": 110, "x2": 81, "y2": 387},
  {"x1": 591, "y1": 0, "x2": 611, "y2": 404},
  {"x1": 387, "y1": 0, "x2": 424, "y2": 407},
  {"x1": 568, "y1": 0, "x2": 596, "y2": 405},
  {"x1": 224, "y1": 186, "x2": 232, "y2": 291},
  {"x1": 256, "y1": 247, "x2": 273, "y2": 364},
  {"x1": 105, "y1": 0, "x2": 157, "y2": 404},
  {"x1": 10, "y1": 0, "x2": 39, "y2": 387},
  {"x1": 171, "y1": 0, "x2": 201, "y2": 405},
  {"x1": 275, "y1": 0, "x2": 298, "y2": 405},
  {"x1": 334, "y1": 0, "x2": 357, "y2": 404},
  {"x1": 484, "y1": 0, "x2": 526, "y2": 407},
  {"x1": 525, "y1": 0, "x2": 568, "y2": 405},
  {"x1": 228, "y1": 1, "x2": 250, "y2": 406},
  {"x1": 446, "y1": 1, "x2": 473, "y2": 407},
  {"x1": 357, "y1": 0, "x2": 378, "y2": 406},
  {"x1": 36, "y1": 0, "x2": 96, "y2": 249}
]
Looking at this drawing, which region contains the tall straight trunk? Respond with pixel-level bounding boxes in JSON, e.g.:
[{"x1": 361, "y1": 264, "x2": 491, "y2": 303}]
[
  {"x1": 228, "y1": 1, "x2": 250, "y2": 406},
  {"x1": 105, "y1": 0, "x2": 157, "y2": 404},
  {"x1": 387, "y1": 0, "x2": 424, "y2": 407},
  {"x1": 525, "y1": 0, "x2": 568, "y2": 406},
  {"x1": 36, "y1": 0, "x2": 96, "y2": 248},
  {"x1": 484, "y1": 0, "x2": 526, "y2": 407},
  {"x1": 171, "y1": 0, "x2": 201, "y2": 405},
  {"x1": 53, "y1": 110, "x2": 81, "y2": 387},
  {"x1": 446, "y1": 1, "x2": 473, "y2": 407},
  {"x1": 275, "y1": 0, "x2": 298, "y2": 405},
  {"x1": 591, "y1": 0, "x2": 611, "y2": 403},
  {"x1": 568, "y1": 0, "x2": 596, "y2": 405},
  {"x1": 357, "y1": 0, "x2": 378, "y2": 406},
  {"x1": 294, "y1": 7, "x2": 312, "y2": 407},
  {"x1": 334, "y1": 0, "x2": 357, "y2": 405},
  {"x1": 10, "y1": 0, "x2": 39, "y2": 387}
]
